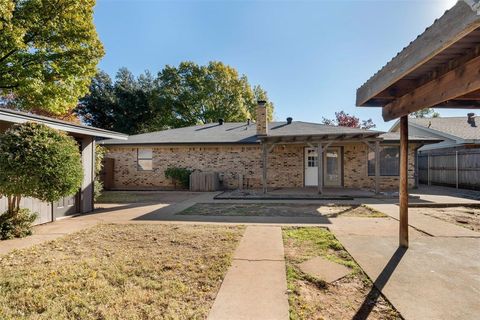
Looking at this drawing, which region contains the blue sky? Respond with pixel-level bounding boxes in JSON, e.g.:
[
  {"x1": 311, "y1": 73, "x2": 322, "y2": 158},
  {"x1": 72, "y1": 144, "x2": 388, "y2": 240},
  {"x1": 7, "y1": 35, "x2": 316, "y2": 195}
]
[{"x1": 94, "y1": 0, "x2": 459, "y2": 131}]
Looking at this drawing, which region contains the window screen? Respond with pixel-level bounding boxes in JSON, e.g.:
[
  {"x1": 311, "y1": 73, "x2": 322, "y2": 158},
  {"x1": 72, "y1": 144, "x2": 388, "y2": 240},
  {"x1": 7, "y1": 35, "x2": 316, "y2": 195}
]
[
  {"x1": 368, "y1": 146, "x2": 400, "y2": 176},
  {"x1": 137, "y1": 148, "x2": 153, "y2": 171}
]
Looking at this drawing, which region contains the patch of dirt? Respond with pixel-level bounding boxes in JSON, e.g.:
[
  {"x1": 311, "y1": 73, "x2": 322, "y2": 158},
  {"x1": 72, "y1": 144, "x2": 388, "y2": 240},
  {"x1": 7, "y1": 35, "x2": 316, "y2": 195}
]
[
  {"x1": 283, "y1": 227, "x2": 401, "y2": 320},
  {"x1": 180, "y1": 203, "x2": 386, "y2": 218},
  {"x1": 0, "y1": 224, "x2": 244, "y2": 319},
  {"x1": 410, "y1": 206, "x2": 480, "y2": 232}
]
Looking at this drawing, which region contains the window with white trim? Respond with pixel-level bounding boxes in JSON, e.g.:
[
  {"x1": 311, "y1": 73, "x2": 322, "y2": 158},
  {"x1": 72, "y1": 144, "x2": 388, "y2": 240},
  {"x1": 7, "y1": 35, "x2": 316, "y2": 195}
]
[
  {"x1": 368, "y1": 146, "x2": 400, "y2": 176},
  {"x1": 137, "y1": 148, "x2": 153, "y2": 171}
]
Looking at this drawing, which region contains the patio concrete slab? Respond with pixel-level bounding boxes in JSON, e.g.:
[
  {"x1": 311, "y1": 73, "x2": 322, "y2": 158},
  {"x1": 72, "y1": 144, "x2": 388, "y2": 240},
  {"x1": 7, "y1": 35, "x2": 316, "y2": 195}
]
[
  {"x1": 298, "y1": 256, "x2": 351, "y2": 283},
  {"x1": 208, "y1": 226, "x2": 289, "y2": 320},
  {"x1": 369, "y1": 203, "x2": 480, "y2": 237},
  {"x1": 328, "y1": 216, "x2": 425, "y2": 238},
  {"x1": 335, "y1": 234, "x2": 480, "y2": 320}
]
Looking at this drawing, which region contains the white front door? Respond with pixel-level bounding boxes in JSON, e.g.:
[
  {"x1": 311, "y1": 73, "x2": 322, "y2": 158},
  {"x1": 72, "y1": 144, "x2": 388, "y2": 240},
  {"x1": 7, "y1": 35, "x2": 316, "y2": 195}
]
[{"x1": 304, "y1": 147, "x2": 342, "y2": 187}]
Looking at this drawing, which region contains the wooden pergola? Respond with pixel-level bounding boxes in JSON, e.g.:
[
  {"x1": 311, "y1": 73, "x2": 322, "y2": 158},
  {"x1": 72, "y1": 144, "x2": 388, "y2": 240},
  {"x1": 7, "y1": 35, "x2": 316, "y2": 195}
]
[{"x1": 356, "y1": 0, "x2": 480, "y2": 248}]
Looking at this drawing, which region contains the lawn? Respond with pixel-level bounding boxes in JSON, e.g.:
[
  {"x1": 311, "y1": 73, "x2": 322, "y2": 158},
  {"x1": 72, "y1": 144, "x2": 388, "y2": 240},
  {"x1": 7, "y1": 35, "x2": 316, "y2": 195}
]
[
  {"x1": 179, "y1": 203, "x2": 386, "y2": 218},
  {"x1": 283, "y1": 227, "x2": 401, "y2": 320},
  {"x1": 0, "y1": 224, "x2": 244, "y2": 319}
]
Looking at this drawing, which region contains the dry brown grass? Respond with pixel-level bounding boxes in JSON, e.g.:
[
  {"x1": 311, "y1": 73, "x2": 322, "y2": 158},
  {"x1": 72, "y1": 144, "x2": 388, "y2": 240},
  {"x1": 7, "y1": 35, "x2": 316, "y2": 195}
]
[
  {"x1": 0, "y1": 224, "x2": 244, "y2": 319},
  {"x1": 283, "y1": 227, "x2": 401, "y2": 320}
]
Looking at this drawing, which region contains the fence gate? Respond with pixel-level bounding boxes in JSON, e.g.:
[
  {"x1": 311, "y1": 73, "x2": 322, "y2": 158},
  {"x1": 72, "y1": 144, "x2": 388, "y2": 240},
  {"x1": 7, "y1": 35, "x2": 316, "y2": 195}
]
[{"x1": 418, "y1": 149, "x2": 480, "y2": 190}]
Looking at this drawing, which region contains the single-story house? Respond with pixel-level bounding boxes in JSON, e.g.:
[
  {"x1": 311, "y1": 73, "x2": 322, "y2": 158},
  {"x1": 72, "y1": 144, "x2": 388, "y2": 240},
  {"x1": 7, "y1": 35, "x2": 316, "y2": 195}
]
[
  {"x1": 101, "y1": 102, "x2": 439, "y2": 193},
  {"x1": 389, "y1": 115, "x2": 480, "y2": 189},
  {"x1": 0, "y1": 108, "x2": 127, "y2": 225}
]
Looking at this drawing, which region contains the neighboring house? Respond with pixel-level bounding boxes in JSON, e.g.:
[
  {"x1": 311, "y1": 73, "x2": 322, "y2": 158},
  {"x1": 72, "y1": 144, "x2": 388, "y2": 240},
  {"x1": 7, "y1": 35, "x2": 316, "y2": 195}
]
[
  {"x1": 0, "y1": 108, "x2": 127, "y2": 225},
  {"x1": 389, "y1": 114, "x2": 480, "y2": 152},
  {"x1": 389, "y1": 115, "x2": 480, "y2": 189},
  {"x1": 100, "y1": 103, "x2": 438, "y2": 192}
]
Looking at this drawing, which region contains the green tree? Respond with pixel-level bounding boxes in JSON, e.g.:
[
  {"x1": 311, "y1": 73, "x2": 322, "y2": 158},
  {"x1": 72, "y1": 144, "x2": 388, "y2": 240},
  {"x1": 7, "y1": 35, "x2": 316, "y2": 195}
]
[
  {"x1": 0, "y1": 0, "x2": 104, "y2": 114},
  {"x1": 76, "y1": 71, "x2": 117, "y2": 130},
  {"x1": 77, "y1": 62, "x2": 274, "y2": 133},
  {"x1": 0, "y1": 122, "x2": 83, "y2": 214},
  {"x1": 409, "y1": 108, "x2": 440, "y2": 118},
  {"x1": 156, "y1": 61, "x2": 274, "y2": 127},
  {"x1": 77, "y1": 68, "x2": 172, "y2": 135}
]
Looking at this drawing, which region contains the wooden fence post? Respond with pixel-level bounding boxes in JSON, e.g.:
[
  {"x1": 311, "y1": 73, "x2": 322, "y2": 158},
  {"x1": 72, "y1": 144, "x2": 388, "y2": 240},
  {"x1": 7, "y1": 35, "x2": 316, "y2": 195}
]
[
  {"x1": 427, "y1": 153, "x2": 431, "y2": 186},
  {"x1": 455, "y1": 151, "x2": 459, "y2": 189}
]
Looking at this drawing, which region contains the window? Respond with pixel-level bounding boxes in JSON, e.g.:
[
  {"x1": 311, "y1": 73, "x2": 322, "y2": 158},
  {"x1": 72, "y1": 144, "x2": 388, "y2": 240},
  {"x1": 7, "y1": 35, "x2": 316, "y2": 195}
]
[
  {"x1": 368, "y1": 146, "x2": 400, "y2": 176},
  {"x1": 137, "y1": 148, "x2": 153, "y2": 171},
  {"x1": 307, "y1": 149, "x2": 318, "y2": 167}
]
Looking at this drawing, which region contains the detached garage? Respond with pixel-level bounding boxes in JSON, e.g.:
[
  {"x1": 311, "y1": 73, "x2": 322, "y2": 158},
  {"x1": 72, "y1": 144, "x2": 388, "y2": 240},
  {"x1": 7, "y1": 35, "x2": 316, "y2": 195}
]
[{"x1": 0, "y1": 108, "x2": 127, "y2": 225}]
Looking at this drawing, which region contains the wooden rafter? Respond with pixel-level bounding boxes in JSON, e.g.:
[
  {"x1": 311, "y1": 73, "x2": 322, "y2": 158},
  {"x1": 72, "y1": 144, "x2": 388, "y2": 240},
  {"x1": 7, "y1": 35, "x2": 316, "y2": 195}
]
[{"x1": 382, "y1": 55, "x2": 480, "y2": 121}]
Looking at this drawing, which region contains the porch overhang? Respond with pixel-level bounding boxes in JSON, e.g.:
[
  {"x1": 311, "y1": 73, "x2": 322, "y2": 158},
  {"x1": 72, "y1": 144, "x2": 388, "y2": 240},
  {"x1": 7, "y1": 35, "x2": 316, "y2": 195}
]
[
  {"x1": 356, "y1": 0, "x2": 480, "y2": 121},
  {"x1": 355, "y1": 0, "x2": 480, "y2": 248},
  {"x1": 258, "y1": 132, "x2": 381, "y2": 144},
  {"x1": 258, "y1": 132, "x2": 384, "y2": 196}
]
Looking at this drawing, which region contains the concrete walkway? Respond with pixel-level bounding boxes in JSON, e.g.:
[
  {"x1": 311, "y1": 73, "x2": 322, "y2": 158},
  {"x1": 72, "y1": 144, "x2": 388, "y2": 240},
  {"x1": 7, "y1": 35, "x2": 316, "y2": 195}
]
[
  {"x1": 330, "y1": 202, "x2": 480, "y2": 320},
  {"x1": 208, "y1": 226, "x2": 289, "y2": 320}
]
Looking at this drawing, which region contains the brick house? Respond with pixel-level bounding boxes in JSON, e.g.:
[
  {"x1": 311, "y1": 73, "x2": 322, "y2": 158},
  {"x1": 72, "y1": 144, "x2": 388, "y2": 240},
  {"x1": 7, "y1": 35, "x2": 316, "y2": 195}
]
[{"x1": 100, "y1": 102, "x2": 439, "y2": 193}]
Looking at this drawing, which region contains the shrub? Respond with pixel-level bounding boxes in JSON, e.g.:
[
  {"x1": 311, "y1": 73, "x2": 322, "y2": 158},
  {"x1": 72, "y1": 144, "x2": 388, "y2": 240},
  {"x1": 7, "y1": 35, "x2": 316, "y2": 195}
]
[
  {"x1": 0, "y1": 209, "x2": 37, "y2": 240},
  {"x1": 165, "y1": 167, "x2": 192, "y2": 189},
  {"x1": 0, "y1": 122, "x2": 83, "y2": 239}
]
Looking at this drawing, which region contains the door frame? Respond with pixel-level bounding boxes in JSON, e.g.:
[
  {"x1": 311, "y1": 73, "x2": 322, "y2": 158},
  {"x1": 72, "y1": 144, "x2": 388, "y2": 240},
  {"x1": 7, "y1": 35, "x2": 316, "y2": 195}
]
[
  {"x1": 323, "y1": 146, "x2": 343, "y2": 187},
  {"x1": 304, "y1": 146, "x2": 344, "y2": 187}
]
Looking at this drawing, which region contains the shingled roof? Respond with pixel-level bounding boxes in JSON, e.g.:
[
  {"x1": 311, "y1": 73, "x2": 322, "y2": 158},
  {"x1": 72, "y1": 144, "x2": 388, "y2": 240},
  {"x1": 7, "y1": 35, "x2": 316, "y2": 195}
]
[
  {"x1": 100, "y1": 120, "x2": 439, "y2": 146},
  {"x1": 393, "y1": 117, "x2": 480, "y2": 141}
]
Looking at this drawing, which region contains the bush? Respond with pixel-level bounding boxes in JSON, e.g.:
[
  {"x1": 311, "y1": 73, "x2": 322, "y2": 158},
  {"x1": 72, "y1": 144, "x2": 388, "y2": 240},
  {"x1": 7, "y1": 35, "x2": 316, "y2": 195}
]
[
  {"x1": 165, "y1": 167, "x2": 192, "y2": 189},
  {"x1": 0, "y1": 122, "x2": 83, "y2": 213},
  {"x1": 0, "y1": 209, "x2": 37, "y2": 240}
]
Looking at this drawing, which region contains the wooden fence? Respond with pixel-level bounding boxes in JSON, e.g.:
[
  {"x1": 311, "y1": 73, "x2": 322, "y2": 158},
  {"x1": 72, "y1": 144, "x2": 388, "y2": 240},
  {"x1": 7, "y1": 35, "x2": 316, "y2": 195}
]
[
  {"x1": 189, "y1": 171, "x2": 221, "y2": 192},
  {"x1": 418, "y1": 149, "x2": 480, "y2": 190}
]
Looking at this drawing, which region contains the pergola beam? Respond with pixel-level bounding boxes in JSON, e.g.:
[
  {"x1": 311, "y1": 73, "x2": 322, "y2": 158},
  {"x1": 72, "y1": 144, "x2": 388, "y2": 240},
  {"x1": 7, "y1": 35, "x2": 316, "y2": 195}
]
[{"x1": 382, "y1": 55, "x2": 480, "y2": 121}]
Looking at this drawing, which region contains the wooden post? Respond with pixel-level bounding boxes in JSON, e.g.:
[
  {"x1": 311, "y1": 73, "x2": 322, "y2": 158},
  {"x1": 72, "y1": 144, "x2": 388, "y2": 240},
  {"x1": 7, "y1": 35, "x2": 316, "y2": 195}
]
[
  {"x1": 455, "y1": 151, "x2": 459, "y2": 189},
  {"x1": 427, "y1": 153, "x2": 431, "y2": 186},
  {"x1": 262, "y1": 143, "x2": 268, "y2": 194},
  {"x1": 399, "y1": 116, "x2": 409, "y2": 248},
  {"x1": 317, "y1": 143, "x2": 323, "y2": 194},
  {"x1": 375, "y1": 141, "x2": 380, "y2": 194}
]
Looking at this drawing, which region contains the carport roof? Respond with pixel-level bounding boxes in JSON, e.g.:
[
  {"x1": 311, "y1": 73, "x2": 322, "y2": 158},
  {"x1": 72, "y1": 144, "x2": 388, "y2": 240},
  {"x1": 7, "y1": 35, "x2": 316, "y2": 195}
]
[{"x1": 0, "y1": 108, "x2": 127, "y2": 140}]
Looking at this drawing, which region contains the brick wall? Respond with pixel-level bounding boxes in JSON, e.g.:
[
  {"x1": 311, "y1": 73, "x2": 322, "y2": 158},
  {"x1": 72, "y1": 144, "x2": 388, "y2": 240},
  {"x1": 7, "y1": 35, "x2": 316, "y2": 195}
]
[
  {"x1": 105, "y1": 142, "x2": 418, "y2": 191},
  {"x1": 343, "y1": 143, "x2": 417, "y2": 189}
]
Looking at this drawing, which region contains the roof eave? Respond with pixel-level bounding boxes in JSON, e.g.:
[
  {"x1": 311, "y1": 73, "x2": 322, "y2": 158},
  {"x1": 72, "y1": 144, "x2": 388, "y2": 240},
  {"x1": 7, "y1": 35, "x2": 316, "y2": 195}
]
[
  {"x1": 0, "y1": 110, "x2": 127, "y2": 140},
  {"x1": 356, "y1": 0, "x2": 480, "y2": 107}
]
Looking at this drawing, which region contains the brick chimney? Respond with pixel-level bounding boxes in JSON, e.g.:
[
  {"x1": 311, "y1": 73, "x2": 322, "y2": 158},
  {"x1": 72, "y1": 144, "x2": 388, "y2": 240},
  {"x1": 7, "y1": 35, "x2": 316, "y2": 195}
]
[
  {"x1": 256, "y1": 100, "x2": 268, "y2": 136},
  {"x1": 467, "y1": 113, "x2": 476, "y2": 127}
]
